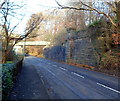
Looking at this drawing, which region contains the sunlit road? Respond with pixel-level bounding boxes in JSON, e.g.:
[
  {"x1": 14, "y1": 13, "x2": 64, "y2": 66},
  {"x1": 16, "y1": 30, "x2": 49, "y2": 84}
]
[{"x1": 11, "y1": 56, "x2": 120, "y2": 99}]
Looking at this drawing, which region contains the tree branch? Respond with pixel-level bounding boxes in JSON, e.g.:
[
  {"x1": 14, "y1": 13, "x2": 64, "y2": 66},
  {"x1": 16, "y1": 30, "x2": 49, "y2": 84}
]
[
  {"x1": 55, "y1": 0, "x2": 93, "y2": 11},
  {"x1": 55, "y1": 0, "x2": 117, "y2": 27},
  {"x1": 0, "y1": 0, "x2": 6, "y2": 9},
  {"x1": 80, "y1": 1, "x2": 117, "y2": 27}
]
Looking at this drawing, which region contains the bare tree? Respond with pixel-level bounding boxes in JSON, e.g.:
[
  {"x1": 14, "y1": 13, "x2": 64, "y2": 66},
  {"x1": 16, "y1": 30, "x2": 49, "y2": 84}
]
[
  {"x1": 25, "y1": 12, "x2": 44, "y2": 39},
  {"x1": 55, "y1": 0, "x2": 120, "y2": 29},
  {"x1": 0, "y1": 0, "x2": 43, "y2": 63}
]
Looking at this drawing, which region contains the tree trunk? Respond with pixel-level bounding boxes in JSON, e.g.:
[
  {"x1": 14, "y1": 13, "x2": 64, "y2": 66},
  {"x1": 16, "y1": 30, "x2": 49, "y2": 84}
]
[{"x1": 2, "y1": 51, "x2": 7, "y2": 64}]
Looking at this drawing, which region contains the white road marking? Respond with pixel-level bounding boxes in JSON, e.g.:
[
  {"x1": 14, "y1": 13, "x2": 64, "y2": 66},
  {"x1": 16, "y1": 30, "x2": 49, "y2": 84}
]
[
  {"x1": 71, "y1": 72, "x2": 84, "y2": 78},
  {"x1": 41, "y1": 79, "x2": 44, "y2": 84},
  {"x1": 47, "y1": 69, "x2": 56, "y2": 76},
  {"x1": 97, "y1": 82, "x2": 120, "y2": 94},
  {"x1": 33, "y1": 93, "x2": 36, "y2": 95},
  {"x1": 13, "y1": 94, "x2": 16, "y2": 96},
  {"x1": 53, "y1": 65, "x2": 57, "y2": 67},
  {"x1": 59, "y1": 67, "x2": 67, "y2": 71},
  {"x1": 41, "y1": 76, "x2": 44, "y2": 84}
]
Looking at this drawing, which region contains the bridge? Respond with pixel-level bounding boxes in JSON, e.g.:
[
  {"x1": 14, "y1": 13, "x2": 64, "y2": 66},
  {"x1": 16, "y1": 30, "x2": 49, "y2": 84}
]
[
  {"x1": 16, "y1": 41, "x2": 50, "y2": 46},
  {"x1": 14, "y1": 41, "x2": 50, "y2": 54}
]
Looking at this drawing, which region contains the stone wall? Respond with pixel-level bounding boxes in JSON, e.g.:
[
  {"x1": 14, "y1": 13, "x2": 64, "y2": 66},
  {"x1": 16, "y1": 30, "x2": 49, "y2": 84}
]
[
  {"x1": 43, "y1": 27, "x2": 99, "y2": 67},
  {"x1": 43, "y1": 46, "x2": 66, "y2": 62},
  {"x1": 66, "y1": 38, "x2": 98, "y2": 67},
  {"x1": 65, "y1": 28, "x2": 98, "y2": 67}
]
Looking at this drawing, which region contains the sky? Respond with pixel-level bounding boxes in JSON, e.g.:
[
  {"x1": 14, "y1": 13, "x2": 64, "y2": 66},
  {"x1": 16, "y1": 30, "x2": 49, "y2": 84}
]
[
  {"x1": 12, "y1": 0, "x2": 63, "y2": 34},
  {"x1": 13, "y1": 0, "x2": 82, "y2": 34},
  {"x1": 9, "y1": 0, "x2": 116, "y2": 34}
]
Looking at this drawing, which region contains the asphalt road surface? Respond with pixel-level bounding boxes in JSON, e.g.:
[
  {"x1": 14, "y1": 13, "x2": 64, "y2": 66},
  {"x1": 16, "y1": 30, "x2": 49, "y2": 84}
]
[{"x1": 10, "y1": 56, "x2": 120, "y2": 99}]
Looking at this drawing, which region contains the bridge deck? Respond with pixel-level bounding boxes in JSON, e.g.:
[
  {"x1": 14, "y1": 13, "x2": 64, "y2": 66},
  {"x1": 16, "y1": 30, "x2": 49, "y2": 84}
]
[{"x1": 16, "y1": 41, "x2": 50, "y2": 46}]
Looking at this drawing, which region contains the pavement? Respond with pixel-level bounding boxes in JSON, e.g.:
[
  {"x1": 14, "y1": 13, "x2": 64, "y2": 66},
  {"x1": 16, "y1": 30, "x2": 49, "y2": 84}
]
[
  {"x1": 9, "y1": 56, "x2": 120, "y2": 99},
  {"x1": 9, "y1": 56, "x2": 49, "y2": 100}
]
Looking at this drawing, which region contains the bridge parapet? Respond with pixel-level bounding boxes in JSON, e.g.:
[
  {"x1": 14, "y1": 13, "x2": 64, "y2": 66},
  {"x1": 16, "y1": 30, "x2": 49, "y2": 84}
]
[{"x1": 16, "y1": 41, "x2": 50, "y2": 46}]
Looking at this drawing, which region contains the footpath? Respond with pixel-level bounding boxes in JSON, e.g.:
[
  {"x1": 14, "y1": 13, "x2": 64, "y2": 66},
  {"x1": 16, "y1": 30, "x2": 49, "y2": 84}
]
[{"x1": 9, "y1": 57, "x2": 49, "y2": 100}]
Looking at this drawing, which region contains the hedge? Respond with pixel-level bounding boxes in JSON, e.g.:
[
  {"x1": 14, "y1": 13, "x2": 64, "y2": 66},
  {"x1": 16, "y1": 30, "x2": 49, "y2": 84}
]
[{"x1": 2, "y1": 59, "x2": 23, "y2": 99}]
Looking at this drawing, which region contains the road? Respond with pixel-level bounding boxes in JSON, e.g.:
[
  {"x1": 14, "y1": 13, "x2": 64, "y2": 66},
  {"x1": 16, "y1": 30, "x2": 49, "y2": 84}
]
[{"x1": 10, "y1": 56, "x2": 120, "y2": 99}]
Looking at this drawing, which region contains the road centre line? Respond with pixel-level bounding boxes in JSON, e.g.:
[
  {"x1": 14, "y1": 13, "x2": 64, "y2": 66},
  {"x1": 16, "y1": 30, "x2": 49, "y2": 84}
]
[
  {"x1": 71, "y1": 72, "x2": 84, "y2": 78},
  {"x1": 97, "y1": 82, "x2": 120, "y2": 94},
  {"x1": 53, "y1": 65, "x2": 57, "y2": 67},
  {"x1": 59, "y1": 67, "x2": 67, "y2": 71}
]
